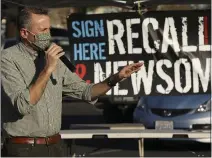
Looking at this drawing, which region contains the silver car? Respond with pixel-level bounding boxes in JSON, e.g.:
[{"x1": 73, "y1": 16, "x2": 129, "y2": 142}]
[{"x1": 133, "y1": 94, "x2": 211, "y2": 143}]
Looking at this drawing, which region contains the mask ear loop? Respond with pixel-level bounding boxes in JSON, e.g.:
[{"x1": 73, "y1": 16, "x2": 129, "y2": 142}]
[
  {"x1": 23, "y1": 29, "x2": 44, "y2": 51},
  {"x1": 26, "y1": 29, "x2": 36, "y2": 41},
  {"x1": 24, "y1": 29, "x2": 37, "y2": 46}
]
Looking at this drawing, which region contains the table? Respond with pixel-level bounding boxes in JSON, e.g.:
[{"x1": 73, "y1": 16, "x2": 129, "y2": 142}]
[{"x1": 60, "y1": 124, "x2": 210, "y2": 157}]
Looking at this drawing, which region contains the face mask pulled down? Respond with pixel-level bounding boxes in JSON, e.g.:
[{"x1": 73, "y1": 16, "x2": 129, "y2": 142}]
[{"x1": 27, "y1": 31, "x2": 51, "y2": 51}]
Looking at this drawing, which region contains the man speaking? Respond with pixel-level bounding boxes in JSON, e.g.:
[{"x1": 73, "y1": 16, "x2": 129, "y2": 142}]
[{"x1": 1, "y1": 7, "x2": 143, "y2": 157}]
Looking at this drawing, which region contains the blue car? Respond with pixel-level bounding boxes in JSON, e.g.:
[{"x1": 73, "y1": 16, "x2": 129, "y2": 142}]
[{"x1": 133, "y1": 94, "x2": 211, "y2": 143}]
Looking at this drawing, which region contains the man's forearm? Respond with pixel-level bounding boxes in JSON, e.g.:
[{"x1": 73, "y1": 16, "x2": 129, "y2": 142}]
[
  {"x1": 29, "y1": 68, "x2": 51, "y2": 105},
  {"x1": 91, "y1": 73, "x2": 122, "y2": 100}
]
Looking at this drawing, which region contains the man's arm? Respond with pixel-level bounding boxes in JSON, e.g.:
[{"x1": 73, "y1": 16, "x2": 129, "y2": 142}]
[
  {"x1": 90, "y1": 62, "x2": 143, "y2": 100},
  {"x1": 28, "y1": 43, "x2": 65, "y2": 105},
  {"x1": 1, "y1": 54, "x2": 37, "y2": 115},
  {"x1": 1, "y1": 44, "x2": 65, "y2": 116},
  {"x1": 1, "y1": 53, "x2": 52, "y2": 115},
  {"x1": 61, "y1": 61, "x2": 142, "y2": 104},
  {"x1": 28, "y1": 68, "x2": 51, "y2": 104},
  {"x1": 62, "y1": 67, "x2": 97, "y2": 104},
  {"x1": 90, "y1": 73, "x2": 121, "y2": 101}
]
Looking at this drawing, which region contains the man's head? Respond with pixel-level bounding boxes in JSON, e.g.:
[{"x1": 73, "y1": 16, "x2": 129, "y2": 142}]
[{"x1": 19, "y1": 7, "x2": 51, "y2": 50}]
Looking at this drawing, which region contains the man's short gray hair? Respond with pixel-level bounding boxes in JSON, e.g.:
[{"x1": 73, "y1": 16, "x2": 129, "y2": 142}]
[{"x1": 18, "y1": 7, "x2": 48, "y2": 30}]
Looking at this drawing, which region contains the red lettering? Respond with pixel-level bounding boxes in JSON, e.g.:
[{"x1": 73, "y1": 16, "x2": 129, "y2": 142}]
[
  {"x1": 204, "y1": 16, "x2": 208, "y2": 45},
  {"x1": 75, "y1": 64, "x2": 91, "y2": 83}
]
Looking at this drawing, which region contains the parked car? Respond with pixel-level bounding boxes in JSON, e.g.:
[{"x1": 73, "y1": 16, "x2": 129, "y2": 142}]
[{"x1": 133, "y1": 94, "x2": 211, "y2": 143}]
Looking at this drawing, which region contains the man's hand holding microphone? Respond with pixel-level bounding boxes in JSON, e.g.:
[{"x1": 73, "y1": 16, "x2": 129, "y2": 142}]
[{"x1": 44, "y1": 43, "x2": 65, "y2": 73}]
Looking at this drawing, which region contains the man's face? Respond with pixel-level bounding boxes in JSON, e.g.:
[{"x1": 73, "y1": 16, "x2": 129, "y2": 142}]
[{"x1": 26, "y1": 13, "x2": 51, "y2": 42}]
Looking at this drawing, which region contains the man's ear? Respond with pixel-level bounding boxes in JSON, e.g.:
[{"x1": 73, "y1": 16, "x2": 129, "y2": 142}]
[{"x1": 20, "y1": 28, "x2": 28, "y2": 39}]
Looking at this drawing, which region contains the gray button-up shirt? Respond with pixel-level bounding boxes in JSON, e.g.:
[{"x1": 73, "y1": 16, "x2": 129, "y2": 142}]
[{"x1": 1, "y1": 42, "x2": 97, "y2": 137}]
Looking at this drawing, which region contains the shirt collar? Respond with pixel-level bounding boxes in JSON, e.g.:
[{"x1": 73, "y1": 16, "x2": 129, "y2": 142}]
[{"x1": 19, "y1": 42, "x2": 39, "y2": 59}]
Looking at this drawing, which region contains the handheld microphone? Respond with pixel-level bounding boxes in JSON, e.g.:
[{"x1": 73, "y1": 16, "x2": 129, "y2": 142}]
[
  {"x1": 32, "y1": 42, "x2": 76, "y2": 72},
  {"x1": 59, "y1": 54, "x2": 76, "y2": 72}
]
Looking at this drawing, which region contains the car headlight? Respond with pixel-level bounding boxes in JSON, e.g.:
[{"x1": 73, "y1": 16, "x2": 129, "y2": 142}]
[{"x1": 196, "y1": 99, "x2": 211, "y2": 113}]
